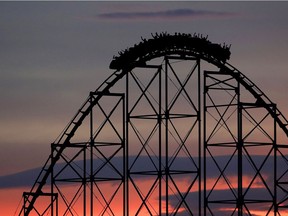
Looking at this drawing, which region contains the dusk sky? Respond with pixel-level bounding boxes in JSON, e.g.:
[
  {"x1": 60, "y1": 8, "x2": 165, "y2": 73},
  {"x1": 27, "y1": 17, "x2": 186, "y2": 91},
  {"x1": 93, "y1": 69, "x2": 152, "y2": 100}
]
[{"x1": 1, "y1": 1, "x2": 288, "y2": 215}]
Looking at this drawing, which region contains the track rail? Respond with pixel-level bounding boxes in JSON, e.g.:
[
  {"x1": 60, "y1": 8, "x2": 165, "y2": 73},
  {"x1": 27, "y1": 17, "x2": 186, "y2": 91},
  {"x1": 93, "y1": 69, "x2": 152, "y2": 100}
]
[{"x1": 224, "y1": 62, "x2": 288, "y2": 136}]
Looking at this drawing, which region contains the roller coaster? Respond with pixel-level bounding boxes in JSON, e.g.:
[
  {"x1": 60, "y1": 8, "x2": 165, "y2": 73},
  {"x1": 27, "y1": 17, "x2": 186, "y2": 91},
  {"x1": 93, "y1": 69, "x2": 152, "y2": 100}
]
[{"x1": 19, "y1": 33, "x2": 288, "y2": 215}]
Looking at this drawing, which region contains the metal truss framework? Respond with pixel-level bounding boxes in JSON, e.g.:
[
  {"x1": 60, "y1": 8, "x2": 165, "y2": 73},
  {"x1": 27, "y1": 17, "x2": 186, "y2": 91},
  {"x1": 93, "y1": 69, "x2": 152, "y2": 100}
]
[
  {"x1": 20, "y1": 34, "x2": 288, "y2": 216},
  {"x1": 204, "y1": 71, "x2": 277, "y2": 215},
  {"x1": 126, "y1": 57, "x2": 201, "y2": 215}
]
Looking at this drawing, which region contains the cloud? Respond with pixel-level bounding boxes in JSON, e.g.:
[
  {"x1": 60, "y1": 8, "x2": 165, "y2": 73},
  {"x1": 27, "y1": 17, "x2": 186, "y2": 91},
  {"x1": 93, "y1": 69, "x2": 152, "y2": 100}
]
[
  {"x1": 97, "y1": 8, "x2": 236, "y2": 21},
  {"x1": 0, "y1": 155, "x2": 279, "y2": 214},
  {"x1": 0, "y1": 155, "x2": 277, "y2": 189},
  {"x1": 0, "y1": 168, "x2": 40, "y2": 188},
  {"x1": 167, "y1": 187, "x2": 275, "y2": 216}
]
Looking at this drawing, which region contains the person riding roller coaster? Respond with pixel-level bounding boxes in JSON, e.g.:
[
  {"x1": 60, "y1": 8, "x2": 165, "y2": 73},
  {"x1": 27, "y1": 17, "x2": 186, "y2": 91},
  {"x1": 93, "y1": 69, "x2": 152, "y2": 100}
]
[{"x1": 110, "y1": 32, "x2": 231, "y2": 70}]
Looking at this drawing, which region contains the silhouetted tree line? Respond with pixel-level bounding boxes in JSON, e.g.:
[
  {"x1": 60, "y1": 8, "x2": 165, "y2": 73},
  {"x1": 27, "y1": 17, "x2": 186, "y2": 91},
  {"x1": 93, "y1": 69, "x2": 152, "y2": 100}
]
[{"x1": 110, "y1": 32, "x2": 231, "y2": 70}]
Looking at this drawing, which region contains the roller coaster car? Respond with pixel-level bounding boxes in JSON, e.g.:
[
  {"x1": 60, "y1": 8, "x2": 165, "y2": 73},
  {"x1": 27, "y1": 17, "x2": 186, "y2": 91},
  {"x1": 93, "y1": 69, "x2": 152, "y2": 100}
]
[{"x1": 109, "y1": 32, "x2": 231, "y2": 70}]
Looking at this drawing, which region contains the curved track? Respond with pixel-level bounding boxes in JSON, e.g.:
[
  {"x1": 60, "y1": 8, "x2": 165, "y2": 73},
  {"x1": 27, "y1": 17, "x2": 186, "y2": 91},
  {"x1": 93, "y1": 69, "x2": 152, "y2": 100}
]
[{"x1": 21, "y1": 33, "x2": 288, "y2": 215}]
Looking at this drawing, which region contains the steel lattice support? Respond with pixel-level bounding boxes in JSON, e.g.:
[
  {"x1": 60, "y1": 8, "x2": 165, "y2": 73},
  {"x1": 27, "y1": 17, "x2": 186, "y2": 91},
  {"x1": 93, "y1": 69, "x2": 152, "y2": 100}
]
[
  {"x1": 204, "y1": 70, "x2": 278, "y2": 215},
  {"x1": 22, "y1": 192, "x2": 58, "y2": 216},
  {"x1": 204, "y1": 70, "x2": 240, "y2": 215},
  {"x1": 126, "y1": 56, "x2": 201, "y2": 215},
  {"x1": 276, "y1": 145, "x2": 288, "y2": 214},
  {"x1": 50, "y1": 92, "x2": 125, "y2": 216},
  {"x1": 164, "y1": 56, "x2": 201, "y2": 216}
]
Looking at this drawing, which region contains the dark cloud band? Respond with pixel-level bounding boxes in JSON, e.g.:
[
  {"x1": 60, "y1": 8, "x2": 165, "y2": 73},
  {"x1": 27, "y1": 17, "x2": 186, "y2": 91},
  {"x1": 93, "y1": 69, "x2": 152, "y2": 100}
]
[{"x1": 98, "y1": 8, "x2": 235, "y2": 20}]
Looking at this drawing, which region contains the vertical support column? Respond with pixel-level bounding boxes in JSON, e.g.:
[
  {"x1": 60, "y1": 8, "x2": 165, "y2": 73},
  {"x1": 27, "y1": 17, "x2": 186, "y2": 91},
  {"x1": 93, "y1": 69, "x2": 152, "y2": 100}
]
[
  {"x1": 50, "y1": 145, "x2": 59, "y2": 216},
  {"x1": 51, "y1": 146, "x2": 54, "y2": 216},
  {"x1": 165, "y1": 56, "x2": 169, "y2": 216},
  {"x1": 83, "y1": 141, "x2": 86, "y2": 216},
  {"x1": 203, "y1": 70, "x2": 207, "y2": 216},
  {"x1": 122, "y1": 91, "x2": 126, "y2": 216},
  {"x1": 275, "y1": 108, "x2": 288, "y2": 215},
  {"x1": 273, "y1": 104, "x2": 277, "y2": 216},
  {"x1": 197, "y1": 58, "x2": 202, "y2": 216},
  {"x1": 125, "y1": 70, "x2": 129, "y2": 216},
  {"x1": 158, "y1": 66, "x2": 162, "y2": 215},
  {"x1": 237, "y1": 91, "x2": 243, "y2": 216},
  {"x1": 89, "y1": 93, "x2": 94, "y2": 216}
]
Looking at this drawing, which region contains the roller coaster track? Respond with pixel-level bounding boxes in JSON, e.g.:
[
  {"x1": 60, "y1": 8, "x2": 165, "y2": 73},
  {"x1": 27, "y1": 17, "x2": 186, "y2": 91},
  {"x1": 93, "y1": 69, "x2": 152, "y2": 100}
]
[{"x1": 21, "y1": 33, "x2": 288, "y2": 215}]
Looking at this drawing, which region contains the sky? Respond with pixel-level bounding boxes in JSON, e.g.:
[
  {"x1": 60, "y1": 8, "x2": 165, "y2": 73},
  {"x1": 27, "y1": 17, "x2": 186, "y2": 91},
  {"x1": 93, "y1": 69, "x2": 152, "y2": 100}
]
[{"x1": 1, "y1": 1, "x2": 288, "y2": 215}]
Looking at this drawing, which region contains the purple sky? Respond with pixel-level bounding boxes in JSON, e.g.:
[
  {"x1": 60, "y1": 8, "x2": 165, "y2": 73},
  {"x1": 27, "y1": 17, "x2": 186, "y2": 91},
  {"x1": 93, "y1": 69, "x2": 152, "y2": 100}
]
[{"x1": 1, "y1": 0, "x2": 288, "y2": 183}]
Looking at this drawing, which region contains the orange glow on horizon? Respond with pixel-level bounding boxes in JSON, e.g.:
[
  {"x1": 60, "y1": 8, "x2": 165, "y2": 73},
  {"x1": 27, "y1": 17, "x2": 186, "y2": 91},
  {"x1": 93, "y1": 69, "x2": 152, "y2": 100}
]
[
  {"x1": 219, "y1": 207, "x2": 287, "y2": 216},
  {"x1": 3, "y1": 173, "x2": 277, "y2": 215},
  {"x1": 205, "y1": 174, "x2": 267, "y2": 192},
  {"x1": 0, "y1": 187, "x2": 28, "y2": 216}
]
